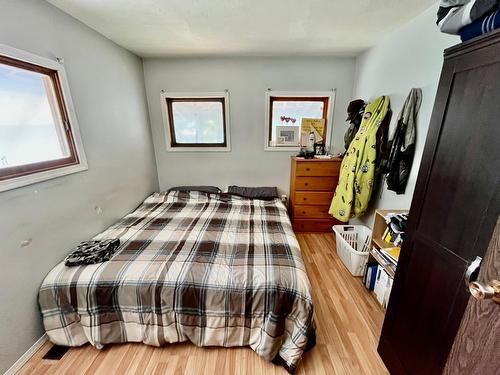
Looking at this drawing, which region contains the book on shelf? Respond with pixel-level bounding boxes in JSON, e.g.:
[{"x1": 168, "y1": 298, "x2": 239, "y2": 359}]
[
  {"x1": 364, "y1": 263, "x2": 378, "y2": 291},
  {"x1": 374, "y1": 267, "x2": 390, "y2": 305},
  {"x1": 380, "y1": 246, "x2": 400, "y2": 265},
  {"x1": 379, "y1": 251, "x2": 397, "y2": 267},
  {"x1": 383, "y1": 277, "x2": 394, "y2": 309},
  {"x1": 372, "y1": 247, "x2": 397, "y2": 268}
]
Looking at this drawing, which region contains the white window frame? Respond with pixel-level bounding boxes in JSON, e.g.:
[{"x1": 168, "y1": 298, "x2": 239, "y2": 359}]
[
  {"x1": 264, "y1": 90, "x2": 335, "y2": 152},
  {"x1": 160, "y1": 91, "x2": 231, "y2": 152},
  {"x1": 0, "y1": 44, "x2": 87, "y2": 193}
]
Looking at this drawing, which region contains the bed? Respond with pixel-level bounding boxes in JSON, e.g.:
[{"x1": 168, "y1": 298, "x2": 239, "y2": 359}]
[{"x1": 39, "y1": 190, "x2": 316, "y2": 373}]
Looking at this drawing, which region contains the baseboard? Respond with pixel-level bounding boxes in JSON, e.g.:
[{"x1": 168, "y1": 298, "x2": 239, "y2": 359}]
[{"x1": 3, "y1": 334, "x2": 48, "y2": 375}]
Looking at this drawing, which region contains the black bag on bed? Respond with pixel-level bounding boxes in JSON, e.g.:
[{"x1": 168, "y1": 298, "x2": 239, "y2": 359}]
[{"x1": 64, "y1": 239, "x2": 120, "y2": 267}]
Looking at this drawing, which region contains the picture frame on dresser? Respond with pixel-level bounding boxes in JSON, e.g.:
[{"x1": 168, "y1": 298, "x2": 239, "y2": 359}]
[{"x1": 275, "y1": 125, "x2": 299, "y2": 146}]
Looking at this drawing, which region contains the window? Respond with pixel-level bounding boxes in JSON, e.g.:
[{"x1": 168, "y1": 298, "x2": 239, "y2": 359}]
[
  {"x1": 265, "y1": 91, "x2": 334, "y2": 151},
  {"x1": 162, "y1": 92, "x2": 230, "y2": 151},
  {"x1": 0, "y1": 44, "x2": 86, "y2": 192}
]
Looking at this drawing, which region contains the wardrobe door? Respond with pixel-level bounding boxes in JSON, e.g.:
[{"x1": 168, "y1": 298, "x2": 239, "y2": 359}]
[{"x1": 378, "y1": 31, "x2": 500, "y2": 375}]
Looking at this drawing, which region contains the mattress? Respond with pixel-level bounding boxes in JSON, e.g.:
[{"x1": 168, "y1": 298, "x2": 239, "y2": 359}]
[{"x1": 39, "y1": 190, "x2": 316, "y2": 373}]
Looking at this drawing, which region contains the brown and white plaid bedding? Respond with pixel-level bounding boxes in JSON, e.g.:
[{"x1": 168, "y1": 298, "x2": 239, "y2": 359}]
[{"x1": 39, "y1": 191, "x2": 316, "y2": 373}]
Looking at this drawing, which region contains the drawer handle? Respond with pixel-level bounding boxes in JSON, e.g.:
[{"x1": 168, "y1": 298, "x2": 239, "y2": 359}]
[
  {"x1": 303, "y1": 198, "x2": 307, "y2": 201},
  {"x1": 304, "y1": 182, "x2": 309, "y2": 186},
  {"x1": 302, "y1": 211, "x2": 306, "y2": 214},
  {"x1": 306, "y1": 168, "x2": 310, "y2": 171}
]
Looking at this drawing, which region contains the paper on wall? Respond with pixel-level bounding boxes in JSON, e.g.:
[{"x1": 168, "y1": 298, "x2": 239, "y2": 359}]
[{"x1": 300, "y1": 118, "x2": 325, "y2": 145}]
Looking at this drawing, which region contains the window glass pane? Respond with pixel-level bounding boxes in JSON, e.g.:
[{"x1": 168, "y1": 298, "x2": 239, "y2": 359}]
[
  {"x1": 270, "y1": 100, "x2": 325, "y2": 145},
  {"x1": 0, "y1": 63, "x2": 69, "y2": 169},
  {"x1": 171, "y1": 101, "x2": 224, "y2": 144}
]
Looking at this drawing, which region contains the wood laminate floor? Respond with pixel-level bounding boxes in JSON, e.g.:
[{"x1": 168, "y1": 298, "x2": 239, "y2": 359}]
[{"x1": 19, "y1": 233, "x2": 388, "y2": 375}]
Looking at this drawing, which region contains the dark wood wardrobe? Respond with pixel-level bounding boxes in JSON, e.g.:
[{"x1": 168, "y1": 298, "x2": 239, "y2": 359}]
[{"x1": 378, "y1": 30, "x2": 500, "y2": 374}]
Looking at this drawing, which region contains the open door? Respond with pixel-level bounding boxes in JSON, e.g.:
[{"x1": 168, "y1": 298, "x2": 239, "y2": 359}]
[
  {"x1": 378, "y1": 31, "x2": 500, "y2": 375},
  {"x1": 444, "y1": 217, "x2": 499, "y2": 374}
]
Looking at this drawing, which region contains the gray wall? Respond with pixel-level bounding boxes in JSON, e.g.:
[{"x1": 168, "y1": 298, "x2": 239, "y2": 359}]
[
  {"x1": 351, "y1": 5, "x2": 458, "y2": 227},
  {"x1": 143, "y1": 56, "x2": 356, "y2": 193},
  {"x1": 0, "y1": 1, "x2": 463, "y2": 372},
  {"x1": 0, "y1": 1, "x2": 158, "y2": 372}
]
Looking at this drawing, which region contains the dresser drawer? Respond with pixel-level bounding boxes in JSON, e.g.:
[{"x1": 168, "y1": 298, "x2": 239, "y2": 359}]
[
  {"x1": 294, "y1": 205, "x2": 332, "y2": 219},
  {"x1": 294, "y1": 192, "x2": 334, "y2": 205},
  {"x1": 293, "y1": 219, "x2": 336, "y2": 232},
  {"x1": 295, "y1": 161, "x2": 340, "y2": 177},
  {"x1": 295, "y1": 176, "x2": 338, "y2": 191}
]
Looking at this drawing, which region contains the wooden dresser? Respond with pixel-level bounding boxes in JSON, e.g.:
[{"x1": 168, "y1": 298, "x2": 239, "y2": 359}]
[{"x1": 289, "y1": 156, "x2": 342, "y2": 232}]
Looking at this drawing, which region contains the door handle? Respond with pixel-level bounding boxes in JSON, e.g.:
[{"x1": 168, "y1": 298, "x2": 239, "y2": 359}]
[
  {"x1": 469, "y1": 280, "x2": 500, "y2": 304},
  {"x1": 465, "y1": 256, "x2": 482, "y2": 286}
]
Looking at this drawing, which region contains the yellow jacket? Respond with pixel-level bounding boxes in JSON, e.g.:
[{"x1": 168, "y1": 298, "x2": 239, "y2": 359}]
[{"x1": 329, "y1": 96, "x2": 391, "y2": 222}]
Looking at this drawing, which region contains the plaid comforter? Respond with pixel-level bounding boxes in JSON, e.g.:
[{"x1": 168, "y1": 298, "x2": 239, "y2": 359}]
[{"x1": 39, "y1": 191, "x2": 316, "y2": 373}]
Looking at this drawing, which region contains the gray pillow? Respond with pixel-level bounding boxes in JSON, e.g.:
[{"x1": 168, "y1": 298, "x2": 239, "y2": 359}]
[
  {"x1": 227, "y1": 186, "x2": 278, "y2": 200},
  {"x1": 168, "y1": 186, "x2": 221, "y2": 194}
]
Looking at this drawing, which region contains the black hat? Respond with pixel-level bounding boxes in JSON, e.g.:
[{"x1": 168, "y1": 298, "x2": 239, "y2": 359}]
[{"x1": 346, "y1": 99, "x2": 365, "y2": 121}]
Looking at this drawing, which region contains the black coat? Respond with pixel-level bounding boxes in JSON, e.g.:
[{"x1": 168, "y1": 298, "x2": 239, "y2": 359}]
[{"x1": 383, "y1": 88, "x2": 422, "y2": 194}]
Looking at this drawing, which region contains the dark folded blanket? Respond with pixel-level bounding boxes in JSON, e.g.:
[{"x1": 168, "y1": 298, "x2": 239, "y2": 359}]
[
  {"x1": 65, "y1": 239, "x2": 120, "y2": 267},
  {"x1": 460, "y1": 8, "x2": 500, "y2": 41}
]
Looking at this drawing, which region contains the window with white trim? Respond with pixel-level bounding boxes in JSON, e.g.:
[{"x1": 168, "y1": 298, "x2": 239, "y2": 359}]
[
  {"x1": 0, "y1": 44, "x2": 87, "y2": 192},
  {"x1": 265, "y1": 91, "x2": 334, "y2": 151},
  {"x1": 162, "y1": 92, "x2": 231, "y2": 151}
]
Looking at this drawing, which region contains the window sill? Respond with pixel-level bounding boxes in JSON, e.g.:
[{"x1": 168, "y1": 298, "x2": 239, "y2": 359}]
[
  {"x1": 166, "y1": 146, "x2": 231, "y2": 152},
  {"x1": 0, "y1": 162, "x2": 88, "y2": 193},
  {"x1": 264, "y1": 146, "x2": 300, "y2": 152}
]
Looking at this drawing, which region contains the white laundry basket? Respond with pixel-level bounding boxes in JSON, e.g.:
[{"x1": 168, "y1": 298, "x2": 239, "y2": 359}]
[{"x1": 332, "y1": 225, "x2": 372, "y2": 276}]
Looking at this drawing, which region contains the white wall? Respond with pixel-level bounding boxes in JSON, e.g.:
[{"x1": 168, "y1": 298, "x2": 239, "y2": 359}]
[
  {"x1": 0, "y1": 1, "x2": 158, "y2": 372},
  {"x1": 143, "y1": 56, "x2": 356, "y2": 193},
  {"x1": 352, "y1": 5, "x2": 458, "y2": 226}
]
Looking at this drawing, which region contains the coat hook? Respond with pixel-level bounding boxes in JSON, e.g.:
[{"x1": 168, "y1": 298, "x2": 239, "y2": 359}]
[
  {"x1": 56, "y1": 57, "x2": 64, "y2": 65},
  {"x1": 161, "y1": 89, "x2": 165, "y2": 93},
  {"x1": 267, "y1": 88, "x2": 272, "y2": 91},
  {"x1": 224, "y1": 89, "x2": 229, "y2": 93}
]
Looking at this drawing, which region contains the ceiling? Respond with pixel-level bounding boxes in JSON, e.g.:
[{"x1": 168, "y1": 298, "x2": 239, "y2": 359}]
[{"x1": 47, "y1": 0, "x2": 437, "y2": 58}]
